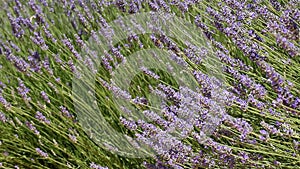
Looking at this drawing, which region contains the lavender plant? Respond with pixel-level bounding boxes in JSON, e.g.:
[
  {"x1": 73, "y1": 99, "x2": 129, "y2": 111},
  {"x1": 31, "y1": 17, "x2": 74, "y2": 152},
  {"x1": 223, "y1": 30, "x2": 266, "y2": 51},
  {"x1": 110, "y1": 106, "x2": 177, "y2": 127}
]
[{"x1": 0, "y1": 0, "x2": 299, "y2": 169}]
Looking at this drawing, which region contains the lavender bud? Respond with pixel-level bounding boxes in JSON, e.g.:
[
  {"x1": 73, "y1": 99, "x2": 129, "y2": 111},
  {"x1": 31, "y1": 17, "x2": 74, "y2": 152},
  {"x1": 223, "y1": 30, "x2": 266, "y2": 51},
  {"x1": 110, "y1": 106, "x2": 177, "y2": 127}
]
[
  {"x1": 35, "y1": 111, "x2": 50, "y2": 124},
  {"x1": 40, "y1": 91, "x2": 50, "y2": 103},
  {"x1": 0, "y1": 112, "x2": 7, "y2": 123},
  {"x1": 36, "y1": 148, "x2": 48, "y2": 158}
]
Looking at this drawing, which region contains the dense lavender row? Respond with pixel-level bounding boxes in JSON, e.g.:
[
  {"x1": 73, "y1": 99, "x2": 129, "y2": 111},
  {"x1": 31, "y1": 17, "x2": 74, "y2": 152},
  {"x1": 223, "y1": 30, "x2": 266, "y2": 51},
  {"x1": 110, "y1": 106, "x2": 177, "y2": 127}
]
[{"x1": 0, "y1": 0, "x2": 299, "y2": 169}]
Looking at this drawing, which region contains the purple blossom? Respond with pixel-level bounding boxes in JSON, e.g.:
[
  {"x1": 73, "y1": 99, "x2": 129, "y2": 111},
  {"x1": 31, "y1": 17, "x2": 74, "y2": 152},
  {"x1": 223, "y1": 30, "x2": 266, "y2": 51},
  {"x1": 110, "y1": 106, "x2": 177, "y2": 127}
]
[
  {"x1": 90, "y1": 162, "x2": 108, "y2": 169},
  {"x1": 7, "y1": 12, "x2": 24, "y2": 38},
  {"x1": 35, "y1": 111, "x2": 50, "y2": 124},
  {"x1": 259, "y1": 130, "x2": 268, "y2": 136},
  {"x1": 260, "y1": 121, "x2": 281, "y2": 135},
  {"x1": 30, "y1": 32, "x2": 48, "y2": 50},
  {"x1": 101, "y1": 55, "x2": 113, "y2": 72},
  {"x1": 17, "y1": 78, "x2": 31, "y2": 101},
  {"x1": 0, "y1": 95, "x2": 11, "y2": 110},
  {"x1": 120, "y1": 117, "x2": 138, "y2": 131},
  {"x1": 0, "y1": 112, "x2": 7, "y2": 123},
  {"x1": 36, "y1": 148, "x2": 48, "y2": 158},
  {"x1": 148, "y1": 1, "x2": 160, "y2": 11},
  {"x1": 43, "y1": 26, "x2": 57, "y2": 43},
  {"x1": 225, "y1": 115, "x2": 253, "y2": 139},
  {"x1": 111, "y1": 46, "x2": 125, "y2": 63},
  {"x1": 8, "y1": 55, "x2": 30, "y2": 73},
  {"x1": 98, "y1": 78, "x2": 131, "y2": 100},
  {"x1": 25, "y1": 121, "x2": 40, "y2": 135},
  {"x1": 62, "y1": 38, "x2": 82, "y2": 60},
  {"x1": 140, "y1": 67, "x2": 160, "y2": 80},
  {"x1": 59, "y1": 106, "x2": 73, "y2": 118},
  {"x1": 40, "y1": 91, "x2": 50, "y2": 103},
  {"x1": 68, "y1": 134, "x2": 77, "y2": 143},
  {"x1": 74, "y1": 34, "x2": 85, "y2": 47}
]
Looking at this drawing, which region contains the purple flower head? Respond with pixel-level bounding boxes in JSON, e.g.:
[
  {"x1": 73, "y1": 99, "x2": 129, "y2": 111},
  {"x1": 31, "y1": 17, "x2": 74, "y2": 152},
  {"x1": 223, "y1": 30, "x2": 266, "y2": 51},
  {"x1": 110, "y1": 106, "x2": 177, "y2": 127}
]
[
  {"x1": 17, "y1": 78, "x2": 31, "y2": 101},
  {"x1": 90, "y1": 162, "x2": 108, "y2": 169},
  {"x1": 140, "y1": 67, "x2": 160, "y2": 80},
  {"x1": 40, "y1": 91, "x2": 50, "y2": 103},
  {"x1": 68, "y1": 134, "x2": 77, "y2": 143},
  {"x1": 25, "y1": 121, "x2": 40, "y2": 135},
  {"x1": 0, "y1": 112, "x2": 7, "y2": 123},
  {"x1": 59, "y1": 106, "x2": 73, "y2": 118},
  {"x1": 36, "y1": 148, "x2": 48, "y2": 158},
  {"x1": 0, "y1": 95, "x2": 11, "y2": 110},
  {"x1": 35, "y1": 111, "x2": 50, "y2": 124},
  {"x1": 30, "y1": 32, "x2": 48, "y2": 50},
  {"x1": 259, "y1": 130, "x2": 268, "y2": 136}
]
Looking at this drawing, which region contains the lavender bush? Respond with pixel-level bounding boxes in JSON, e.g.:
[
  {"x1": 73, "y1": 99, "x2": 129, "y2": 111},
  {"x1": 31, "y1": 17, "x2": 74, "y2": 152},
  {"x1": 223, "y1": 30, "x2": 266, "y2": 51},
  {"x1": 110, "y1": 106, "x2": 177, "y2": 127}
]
[{"x1": 0, "y1": 0, "x2": 299, "y2": 169}]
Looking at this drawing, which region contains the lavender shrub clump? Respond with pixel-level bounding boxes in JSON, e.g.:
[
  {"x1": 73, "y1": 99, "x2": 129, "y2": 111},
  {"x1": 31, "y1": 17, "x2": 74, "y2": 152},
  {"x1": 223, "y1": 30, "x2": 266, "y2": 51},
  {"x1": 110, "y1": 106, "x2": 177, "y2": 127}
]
[{"x1": 0, "y1": 0, "x2": 299, "y2": 169}]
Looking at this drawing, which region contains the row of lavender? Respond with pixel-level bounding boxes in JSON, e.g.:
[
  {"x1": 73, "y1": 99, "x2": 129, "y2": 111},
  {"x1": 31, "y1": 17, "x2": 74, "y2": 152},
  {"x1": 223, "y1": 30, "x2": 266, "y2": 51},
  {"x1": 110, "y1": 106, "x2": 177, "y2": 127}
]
[{"x1": 0, "y1": 0, "x2": 299, "y2": 169}]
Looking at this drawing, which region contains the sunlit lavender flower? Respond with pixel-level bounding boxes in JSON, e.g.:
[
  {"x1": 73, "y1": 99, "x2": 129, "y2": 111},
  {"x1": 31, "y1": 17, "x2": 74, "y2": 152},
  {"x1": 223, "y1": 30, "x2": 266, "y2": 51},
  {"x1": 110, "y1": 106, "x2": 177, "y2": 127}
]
[
  {"x1": 148, "y1": 1, "x2": 160, "y2": 11},
  {"x1": 0, "y1": 95, "x2": 11, "y2": 110},
  {"x1": 7, "y1": 12, "x2": 24, "y2": 38},
  {"x1": 101, "y1": 55, "x2": 113, "y2": 72},
  {"x1": 40, "y1": 91, "x2": 50, "y2": 103},
  {"x1": 59, "y1": 106, "x2": 73, "y2": 118},
  {"x1": 25, "y1": 121, "x2": 40, "y2": 135},
  {"x1": 17, "y1": 78, "x2": 31, "y2": 101},
  {"x1": 90, "y1": 162, "x2": 108, "y2": 169},
  {"x1": 275, "y1": 34, "x2": 299, "y2": 57},
  {"x1": 62, "y1": 38, "x2": 81, "y2": 60},
  {"x1": 9, "y1": 55, "x2": 30, "y2": 73},
  {"x1": 225, "y1": 115, "x2": 253, "y2": 139},
  {"x1": 36, "y1": 148, "x2": 48, "y2": 158},
  {"x1": 68, "y1": 134, "x2": 77, "y2": 143},
  {"x1": 120, "y1": 117, "x2": 138, "y2": 131},
  {"x1": 98, "y1": 78, "x2": 132, "y2": 100},
  {"x1": 140, "y1": 67, "x2": 160, "y2": 80},
  {"x1": 30, "y1": 32, "x2": 48, "y2": 50},
  {"x1": 43, "y1": 26, "x2": 57, "y2": 43},
  {"x1": 35, "y1": 111, "x2": 50, "y2": 124},
  {"x1": 74, "y1": 34, "x2": 85, "y2": 48},
  {"x1": 0, "y1": 112, "x2": 7, "y2": 123}
]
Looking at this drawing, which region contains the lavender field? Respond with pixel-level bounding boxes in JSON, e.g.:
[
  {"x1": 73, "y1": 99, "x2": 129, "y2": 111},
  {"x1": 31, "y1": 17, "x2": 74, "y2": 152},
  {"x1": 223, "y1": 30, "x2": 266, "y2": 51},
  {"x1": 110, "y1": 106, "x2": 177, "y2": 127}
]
[{"x1": 0, "y1": 0, "x2": 300, "y2": 169}]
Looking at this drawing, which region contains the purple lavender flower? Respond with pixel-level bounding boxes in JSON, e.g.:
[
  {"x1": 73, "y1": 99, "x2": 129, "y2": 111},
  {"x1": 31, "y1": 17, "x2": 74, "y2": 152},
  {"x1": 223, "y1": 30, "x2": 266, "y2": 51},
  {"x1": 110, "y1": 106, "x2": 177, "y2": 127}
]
[
  {"x1": 7, "y1": 12, "x2": 24, "y2": 38},
  {"x1": 17, "y1": 78, "x2": 31, "y2": 101},
  {"x1": 101, "y1": 55, "x2": 113, "y2": 72},
  {"x1": 260, "y1": 121, "x2": 281, "y2": 135},
  {"x1": 8, "y1": 55, "x2": 30, "y2": 73},
  {"x1": 90, "y1": 162, "x2": 108, "y2": 169},
  {"x1": 30, "y1": 32, "x2": 48, "y2": 50},
  {"x1": 25, "y1": 121, "x2": 40, "y2": 135},
  {"x1": 35, "y1": 111, "x2": 50, "y2": 124},
  {"x1": 36, "y1": 148, "x2": 48, "y2": 158},
  {"x1": 140, "y1": 67, "x2": 160, "y2": 80},
  {"x1": 68, "y1": 134, "x2": 77, "y2": 143},
  {"x1": 43, "y1": 26, "x2": 57, "y2": 43},
  {"x1": 120, "y1": 117, "x2": 138, "y2": 131},
  {"x1": 59, "y1": 106, "x2": 73, "y2": 118},
  {"x1": 40, "y1": 91, "x2": 50, "y2": 103},
  {"x1": 148, "y1": 1, "x2": 160, "y2": 11},
  {"x1": 0, "y1": 95, "x2": 11, "y2": 110},
  {"x1": 74, "y1": 34, "x2": 85, "y2": 48},
  {"x1": 62, "y1": 38, "x2": 81, "y2": 60},
  {"x1": 0, "y1": 112, "x2": 7, "y2": 123},
  {"x1": 259, "y1": 130, "x2": 268, "y2": 136}
]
